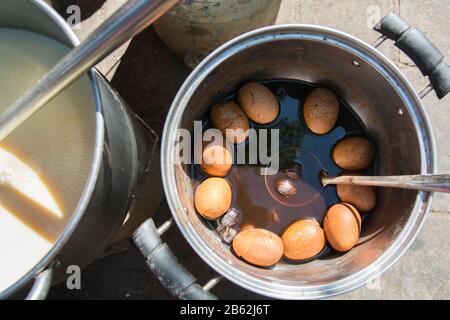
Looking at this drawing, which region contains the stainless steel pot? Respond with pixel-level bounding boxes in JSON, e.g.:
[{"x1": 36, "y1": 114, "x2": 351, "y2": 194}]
[
  {"x1": 160, "y1": 17, "x2": 450, "y2": 299},
  {"x1": 0, "y1": 0, "x2": 159, "y2": 299}
]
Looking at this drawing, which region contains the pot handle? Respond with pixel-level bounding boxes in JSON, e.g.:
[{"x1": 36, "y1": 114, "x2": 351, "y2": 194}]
[
  {"x1": 374, "y1": 12, "x2": 450, "y2": 99},
  {"x1": 133, "y1": 219, "x2": 218, "y2": 300},
  {"x1": 25, "y1": 268, "x2": 53, "y2": 300}
]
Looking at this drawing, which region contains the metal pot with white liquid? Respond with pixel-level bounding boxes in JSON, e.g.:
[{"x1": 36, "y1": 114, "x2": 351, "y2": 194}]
[{"x1": 0, "y1": 0, "x2": 160, "y2": 299}]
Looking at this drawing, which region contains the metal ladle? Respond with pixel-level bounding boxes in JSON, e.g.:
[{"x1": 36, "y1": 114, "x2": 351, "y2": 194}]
[
  {"x1": 322, "y1": 174, "x2": 450, "y2": 193},
  {"x1": 0, "y1": 0, "x2": 179, "y2": 141}
]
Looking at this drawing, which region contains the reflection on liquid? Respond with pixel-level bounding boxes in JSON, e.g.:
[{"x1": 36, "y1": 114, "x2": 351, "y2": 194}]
[
  {"x1": 0, "y1": 146, "x2": 63, "y2": 291},
  {"x1": 0, "y1": 147, "x2": 62, "y2": 219},
  {"x1": 264, "y1": 148, "x2": 325, "y2": 207}
]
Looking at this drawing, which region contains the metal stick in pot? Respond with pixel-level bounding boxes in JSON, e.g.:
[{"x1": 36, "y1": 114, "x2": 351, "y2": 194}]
[{"x1": 322, "y1": 174, "x2": 450, "y2": 193}]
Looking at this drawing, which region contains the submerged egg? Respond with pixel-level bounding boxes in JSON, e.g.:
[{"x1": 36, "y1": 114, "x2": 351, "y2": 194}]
[
  {"x1": 200, "y1": 143, "x2": 233, "y2": 177},
  {"x1": 333, "y1": 136, "x2": 374, "y2": 170},
  {"x1": 210, "y1": 101, "x2": 250, "y2": 144},
  {"x1": 232, "y1": 228, "x2": 284, "y2": 267},
  {"x1": 336, "y1": 172, "x2": 376, "y2": 212},
  {"x1": 194, "y1": 177, "x2": 232, "y2": 220},
  {"x1": 324, "y1": 203, "x2": 361, "y2": 252},
  {"x1": 303, "y1": 87, "x2": 339, "y2": 135},
  {"x1": 238, "y1": 82, "x2": 279, "y2": 124}
]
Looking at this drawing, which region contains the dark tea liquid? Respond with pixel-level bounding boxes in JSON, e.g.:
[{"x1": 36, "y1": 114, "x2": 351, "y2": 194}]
[{"x1": 192, "y1": 79, "x2": 376, "y2": 237}]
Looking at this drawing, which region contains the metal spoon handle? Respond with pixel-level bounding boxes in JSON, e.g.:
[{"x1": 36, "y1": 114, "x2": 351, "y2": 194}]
[
  {"x1": 322, "y1": 174, "x2": 450, "y2": 193},
  {"x1": 0, "y1": 0, "x2": 179, "y2": 142}
]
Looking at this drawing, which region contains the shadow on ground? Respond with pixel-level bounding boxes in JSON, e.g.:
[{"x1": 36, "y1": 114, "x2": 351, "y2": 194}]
[{"x1": 110, "y1": 27, "x2": 191, "y2": 136}]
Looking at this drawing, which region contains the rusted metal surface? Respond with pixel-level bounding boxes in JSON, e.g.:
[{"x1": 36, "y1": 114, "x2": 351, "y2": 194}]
[{"x1": 154, "y1": 0, "x2": 282, "y2": 67}]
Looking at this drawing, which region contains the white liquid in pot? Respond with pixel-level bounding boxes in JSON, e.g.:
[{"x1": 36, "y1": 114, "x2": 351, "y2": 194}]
[{"x1": 0, "y1": 29, "x2": 97, "y2": 293}]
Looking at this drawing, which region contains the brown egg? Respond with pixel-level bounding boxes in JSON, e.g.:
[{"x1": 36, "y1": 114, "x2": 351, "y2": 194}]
[
  {"x1": 210, "y1": 101, "x2": 250, "y2": 144},
  {"x1": 200, "y1": 143, "x2": 233, "y2": 177},
  {"x1": 303, "y1": 87, "x2": 339, "y2": 135},
  {"x1": 336, "y1": 172, "x2": 376, "y2": 212},
  {"x1": 238, "y1": 82, "x2": 279, "y2": 124},
  {"x1": 232, "y1": 228, "x2": 284, "y2": 267},
  {"x1": 281, "y1": 219, "x2": 325, "y2": 260},
  {"x1": 332, "y1": 136, "x2": 374, "y2": 170},
  {"x1": 324, "y1": 203, "x2": 361, "y2": 252},
  {"x1": 194, "y1": 177, "x2": 232, "y2": 220}
]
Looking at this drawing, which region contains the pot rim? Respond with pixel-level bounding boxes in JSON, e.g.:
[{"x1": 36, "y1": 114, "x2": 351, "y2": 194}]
[
  {"x1": 0, "y1": 0, "x2": 105, "y2": 298},
  {"x1": 161, "y1": 24, "x2": 437, "y2": 299}
]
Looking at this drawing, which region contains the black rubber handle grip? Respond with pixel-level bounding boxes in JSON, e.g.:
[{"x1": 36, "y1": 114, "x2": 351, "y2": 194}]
[
  {"x1": 133, "y1": 219, "x2": 217, "y2": 300},
  {"x1": 374, "y1": 12, "x2": 450, "y2": 99}
]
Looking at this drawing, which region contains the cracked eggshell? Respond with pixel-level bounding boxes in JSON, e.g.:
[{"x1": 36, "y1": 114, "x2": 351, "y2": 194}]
[
  {"x1": 238, "y1": 82, "x2": 279, "y2": 124},
  {"x1": 324, "y1": 203, "x2": 361, "y2": 252},
  {"x1": 232, "y1": 228, "x2": 283, "y2": 267},
  {"x1": 333, "y1": 136, "x2": 375, "y2": 170},
  {"x1": 194, "y1": 177, "x2": 232, "y2": 220},
  {"x1": 200, "y1": 143, "x2": 233, "y2": 177},
  {"x1": 303, "y1": 87, "x2": 339, "y2": 135},
  {"x1": 336, "y1": 172, "x2": 376, "y2": 212},
  {"x1": 281, "y1": 219, "x2": 325, "y2": 260},
  {"x1": 210, "y1": 101, "x2": 250, "y2": 144}
]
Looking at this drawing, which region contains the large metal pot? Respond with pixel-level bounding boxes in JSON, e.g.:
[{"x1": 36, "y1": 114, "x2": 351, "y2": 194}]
[
  {"x1": 160, "y1": 18, "x2": 450, "y2": 299},
  {"x1": 0, "y1": 0, "x2": 159, "y2": 299}
]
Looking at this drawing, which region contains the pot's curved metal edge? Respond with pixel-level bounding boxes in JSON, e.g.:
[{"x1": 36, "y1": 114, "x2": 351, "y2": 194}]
[
  {"x1": 0, "y1": 0, "x2": 105, "y2": 299},
  {"x1": 161, "y1": 24, "x2": 436, "y2": 299}
]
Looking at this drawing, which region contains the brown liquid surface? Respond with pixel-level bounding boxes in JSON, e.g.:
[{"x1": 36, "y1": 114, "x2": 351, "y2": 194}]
[{"x1": 193, "y1": 79, "x2": 376, "y2": 237}]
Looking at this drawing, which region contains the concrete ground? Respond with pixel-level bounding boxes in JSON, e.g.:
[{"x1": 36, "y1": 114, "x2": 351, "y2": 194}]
[{"x1": 47, "y1": 0, "x2": 450, "y2": 299}]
